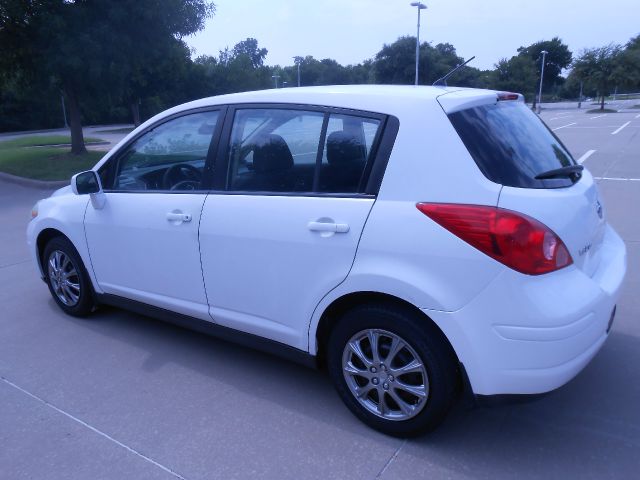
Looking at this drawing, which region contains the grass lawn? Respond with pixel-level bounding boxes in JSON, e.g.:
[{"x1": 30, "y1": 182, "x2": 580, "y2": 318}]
[
  {"x1": 0, "y1": 135, "x2": 105, "y2": 181},
  {"x1": 586, "y1": 108, "x2": 618, "y2": 113},
  {"x1": 95, "y1": 127, "x2": 134, "y2": 134}
]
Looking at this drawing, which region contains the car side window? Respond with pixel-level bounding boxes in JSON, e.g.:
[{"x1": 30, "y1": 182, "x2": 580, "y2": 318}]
[
  {"x1": 318, "y1": 114, "x2": 381, "y2": 193},
  {"x1": 226, "y1": 108, "x2": 383, "y2": 195},
  {"x1": 110, "y1": 111, "x2": 219, "y2": 192},
  {"x1": 227, "y1": 109, "x2": 324, "y2": 192}
]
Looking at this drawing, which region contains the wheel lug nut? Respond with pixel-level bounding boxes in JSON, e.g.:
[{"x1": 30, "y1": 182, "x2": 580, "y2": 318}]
[
  {"x1": 383, "y1": 383, "x2": 389, "y2": 390},
  {"x1": 370, "y1": 367, "x2": 377, "y2": 373},
  {"x1": 388, "y1": 375, "x2": 395, "y2": 382},
  {"x1": 372, "y1": 378, "x2": 379, "y2": 385}
]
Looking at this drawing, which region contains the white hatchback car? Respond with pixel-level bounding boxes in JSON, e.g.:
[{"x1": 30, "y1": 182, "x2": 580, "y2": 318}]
[{"x1": 27, "y1": 86, "x2": 626, "y2": 436}]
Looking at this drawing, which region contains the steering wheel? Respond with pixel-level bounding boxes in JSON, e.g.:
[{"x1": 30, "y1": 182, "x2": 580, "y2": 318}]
[{"x1": 162, "y1": 163, "x2": 202, "y2": 190}]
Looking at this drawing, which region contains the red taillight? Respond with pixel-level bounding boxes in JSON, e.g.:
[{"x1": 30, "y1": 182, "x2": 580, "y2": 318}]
[
  {"x1": 497, "y1": 92, "x2": 520, "y2": 101},
  {"x1": 416, "y1": 203, "x2": 573, "y2": 275}
]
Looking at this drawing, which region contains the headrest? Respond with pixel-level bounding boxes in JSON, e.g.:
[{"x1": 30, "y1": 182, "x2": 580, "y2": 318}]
[
  {"x1": 326, "y1": 131, "x2": 366, "y2": 166},
  {"x1": 253, "y1": 134, "x2": 294, "y2": 173}
]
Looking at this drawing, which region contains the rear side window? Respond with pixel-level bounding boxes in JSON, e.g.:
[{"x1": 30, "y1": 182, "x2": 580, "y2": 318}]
[
  {"x1": 226, "y1": 108, "x2": 382, "y2": 194},
  {"x1": 448, "y1": 101, "x2": 576, "y2": 188}
]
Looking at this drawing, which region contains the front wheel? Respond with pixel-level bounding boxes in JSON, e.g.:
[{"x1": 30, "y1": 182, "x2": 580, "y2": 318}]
[
  {"x1": 43, "y1": 236, "x2": 95, "y2": 316},
  {"x1": 327, "y1": 303, "x2": 459, "y2": 437}
]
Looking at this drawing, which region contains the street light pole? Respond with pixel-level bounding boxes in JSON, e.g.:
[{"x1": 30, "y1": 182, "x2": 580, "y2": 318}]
[
  {"x1": 578, "y1": 81, "x2": 583, "y2": 109},
  {"x1": 410, "y1": 2, "x2": 427, "y2": 86},
  {"x1": 293, "y1": 57, "x2": 301, "y2": 87},
  {"x1": 536, "y1": 50, "x2": 548, "y2": 114},
  {"x1": 61, "y1": 93, "x2": 69, "y2": 129}
]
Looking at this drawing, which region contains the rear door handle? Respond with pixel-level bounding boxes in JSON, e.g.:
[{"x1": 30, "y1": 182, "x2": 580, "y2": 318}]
[
  {"x1": 307, "y1": 221, "x2": 350, "y2": 233},
  {"x1": 166, "y1": 212, "x2": 192, "y2": 222}
]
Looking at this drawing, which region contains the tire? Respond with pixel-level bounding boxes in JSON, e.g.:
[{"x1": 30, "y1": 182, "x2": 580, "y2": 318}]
[
  {"x1": 327, "y1": 303, "x2": 459, "y2": 437},
  {"x1": 42, "y1": 236, "x2": 96, "y2": 317}
]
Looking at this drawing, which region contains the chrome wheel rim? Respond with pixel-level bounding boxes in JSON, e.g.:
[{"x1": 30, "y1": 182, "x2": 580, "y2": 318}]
[
  {"x1": 342, "y1": 329, "x2": 429, "y2": 421},
  {"x1": 47, "y1": 250, "x2": 80, "y2": 307}
]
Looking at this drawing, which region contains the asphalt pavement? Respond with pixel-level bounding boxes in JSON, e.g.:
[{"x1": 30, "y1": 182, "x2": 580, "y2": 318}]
[{"x1": 1, "y1": 105, "x2": 639, "y2": 479}]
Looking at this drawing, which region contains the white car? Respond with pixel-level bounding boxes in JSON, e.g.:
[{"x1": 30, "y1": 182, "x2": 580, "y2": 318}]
[{"x1": 27, "y1": 86, "x2": 626, "y2": 436}]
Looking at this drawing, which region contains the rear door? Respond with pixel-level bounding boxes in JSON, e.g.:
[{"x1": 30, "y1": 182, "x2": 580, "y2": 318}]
[
  {"x1": 199, "y1": 105, "x2": 389, "y2": 350},
  {"x1": 442, "y1": 93, "x2": 606, "y2": 275}
]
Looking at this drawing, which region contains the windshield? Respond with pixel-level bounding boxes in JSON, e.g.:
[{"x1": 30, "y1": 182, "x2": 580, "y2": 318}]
[{"x1": 448, "y1": 101, "x2": 577, "y2": 188}]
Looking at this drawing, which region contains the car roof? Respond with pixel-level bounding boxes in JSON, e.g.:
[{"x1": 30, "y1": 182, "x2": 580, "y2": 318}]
[
  {"x1": 93, "y1": 85, "x2": 498, "y2": 171},
  {"x1": 162, "y1": 85, "x2": 473, "y2": 118}
]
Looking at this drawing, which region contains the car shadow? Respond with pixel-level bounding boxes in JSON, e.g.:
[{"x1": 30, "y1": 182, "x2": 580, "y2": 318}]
[{"x1": 54, "y1": 299, "x2": 640, "y2": 476}]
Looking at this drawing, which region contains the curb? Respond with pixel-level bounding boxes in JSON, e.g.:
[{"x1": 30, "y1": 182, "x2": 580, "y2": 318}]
[{"x1": 0, "y1": 171, "x2": 69, "y2": 190}]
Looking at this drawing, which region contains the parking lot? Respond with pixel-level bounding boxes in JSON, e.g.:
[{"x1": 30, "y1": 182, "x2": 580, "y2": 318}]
[{"x1": 1, "y1": 104, "x2": 639, "y2": 479}]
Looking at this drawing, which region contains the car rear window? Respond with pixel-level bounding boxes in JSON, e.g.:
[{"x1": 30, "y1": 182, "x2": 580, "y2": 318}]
[{"x1": 448, "y1": 101, "x2": 577, "y2": 188}]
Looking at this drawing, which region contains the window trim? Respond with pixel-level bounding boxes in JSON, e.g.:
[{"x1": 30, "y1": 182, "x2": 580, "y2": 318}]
[
  {"x1": 98, "y1": 106, "x2": 227, "y2": 194},
  {"x1": 213, "y1": 103, "x2": 397, "y2": 198}
]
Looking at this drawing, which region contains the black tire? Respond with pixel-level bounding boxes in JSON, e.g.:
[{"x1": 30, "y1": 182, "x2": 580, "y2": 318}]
[
  {"x1": 327, "y1": 303, "x2": 459, "y2": 437},
  {"x1": 42, "y1": 236, "x2": 96, "y2": 317}
]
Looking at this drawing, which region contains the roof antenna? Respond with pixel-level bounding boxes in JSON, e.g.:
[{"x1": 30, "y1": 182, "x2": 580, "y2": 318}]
[{"x1": 432, "y1": 56, "x2": 476, "y2": 86}]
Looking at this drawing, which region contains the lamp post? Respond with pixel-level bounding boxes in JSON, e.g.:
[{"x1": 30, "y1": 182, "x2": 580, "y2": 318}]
[
  {"x1": 60, "y1": 93, "x2": 69, "y2": 129},
  {"x1": 410, "y1": 2, "x2": 427, "y2": 86},
  {"x1": 536, "y1": 50, "x2": 548, "y2": 113},
  {"x1": 293, "y1": 57, "x2": 301, "y2": 87},
  {"x1": 272, "y1": 74, "x2": 280, "y2": 88}
]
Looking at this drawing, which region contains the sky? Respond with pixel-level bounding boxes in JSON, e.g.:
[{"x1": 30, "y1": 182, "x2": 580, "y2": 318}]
[{"x1": 186, "y1": 0, "x2": 639, "y2": 71}]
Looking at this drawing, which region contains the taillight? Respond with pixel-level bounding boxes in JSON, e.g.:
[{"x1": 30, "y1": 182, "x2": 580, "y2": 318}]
[{"x1": 416, "y1": 203, "x2": 573, "y2": 275}]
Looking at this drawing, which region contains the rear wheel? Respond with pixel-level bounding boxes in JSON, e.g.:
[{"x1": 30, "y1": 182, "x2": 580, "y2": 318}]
[
  {"x1": 43, "y1": 236, "x2": 95, "y2": 316},
  {"x1": 327, "y1": 303, "x2": 459, "y2": 436}
]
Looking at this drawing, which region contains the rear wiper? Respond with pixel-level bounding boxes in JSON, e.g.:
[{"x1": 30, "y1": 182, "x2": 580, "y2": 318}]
[{"x1": 534, "y1": 164, "x2": 584, "y2": 180}]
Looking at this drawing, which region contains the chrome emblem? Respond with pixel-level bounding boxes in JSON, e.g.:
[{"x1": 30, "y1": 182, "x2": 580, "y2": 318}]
[{"x1": 595, "y1": 200, "x2": 603, "y2": 219}]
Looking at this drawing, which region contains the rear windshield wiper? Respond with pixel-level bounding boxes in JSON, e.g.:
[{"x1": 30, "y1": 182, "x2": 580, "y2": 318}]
[{"x1": 534, "y1": 164, "x2": 583, "y2": 180}]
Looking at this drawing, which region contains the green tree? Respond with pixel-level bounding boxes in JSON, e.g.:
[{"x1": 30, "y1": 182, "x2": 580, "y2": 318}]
[
  {"x1": 0, "y1": 0, "x2": 214, "y2": 153},
  {"x1": 572, "y1": 45, "x2": 623, "y2": 110},
  {"x1": 616, "y1": 35, "x2": 640, "y2": 92},
  {"x1": 493, "y1": 56, "x2": 537, "y2": 101},
  {"x1": 232, "y1": 38, "x2": 268, "y2": 68},
  {"x1": 516, "y1": 37, "x2": 572, "y2": 93},
  {"x1": 373, "y1": 36, "x2": 480, "y2": 86}
]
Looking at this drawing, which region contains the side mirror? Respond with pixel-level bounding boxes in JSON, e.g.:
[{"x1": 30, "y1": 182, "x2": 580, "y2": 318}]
[
  {"x1": 71, "y1": 170, "x2": 101, "y2": 195},
  {"x1": 71, "y1": 170, "x2": 106, "y2": 210}
]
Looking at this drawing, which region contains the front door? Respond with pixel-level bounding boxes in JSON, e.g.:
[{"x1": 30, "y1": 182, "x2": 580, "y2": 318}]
[{"x1": 85, "y1": 109, "x2": 222, "y2": 320}]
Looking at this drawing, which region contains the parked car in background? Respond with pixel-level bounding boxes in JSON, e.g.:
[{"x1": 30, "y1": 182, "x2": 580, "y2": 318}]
[{"x1": 27, "y1": 86, "x2": 626, "y2": 436}]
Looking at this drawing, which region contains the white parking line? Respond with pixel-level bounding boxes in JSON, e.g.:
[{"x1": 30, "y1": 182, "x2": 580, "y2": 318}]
[
  {"x1": 611, "y1": 122, "x2": 631, "y2": 135},
  {"x1": 552, "y1": 122, "x2": 577, "y2": 131},
  {"x1": 594, "y1": 177, "x2": 640, "y2": 182},
  {"x1": 577, "y1": 150, "x2": 596, "y2": 164},
  {"x1": 1, "y1": 376, "x2": 187, "y2": 480},
  {"x1": 636, "y1": 113, "x2": 640, "y2": 119},
  {"x1": 590, "y1": 114, "x2": 607, "y2": 119}
]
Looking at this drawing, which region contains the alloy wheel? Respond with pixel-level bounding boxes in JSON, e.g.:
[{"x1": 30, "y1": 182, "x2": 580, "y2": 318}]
[
  {"x1": 47, "y1": 250, "x2": 81, "y2": 307},
  {"x1": 341, "y1": 328, "x2": 429, "y2": 421}
]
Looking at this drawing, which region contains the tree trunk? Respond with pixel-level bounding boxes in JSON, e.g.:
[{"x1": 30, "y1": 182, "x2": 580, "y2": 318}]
[
  {"x1": 600, "y1": 94, "x2": 605, "y2": 111},
  {"x1": 131, "y1": 99, "x2": 141, "y2": 127},
  {"x1": 64, "y1": 87, "x2": 86, "y2": 155}
]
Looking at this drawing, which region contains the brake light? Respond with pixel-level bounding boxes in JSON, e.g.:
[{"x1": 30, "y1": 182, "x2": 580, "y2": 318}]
[
  {"x1": 416, "y1": 203, "x2": 572, "y2": 275},
  {"x1": 497, "y1": 92, "x2": 520, "y2": 101}
]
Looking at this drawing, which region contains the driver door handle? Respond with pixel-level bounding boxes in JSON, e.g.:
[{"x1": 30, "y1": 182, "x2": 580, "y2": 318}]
[{"x1": 166, "y1": 212, "x2": 192, "y2": 222}]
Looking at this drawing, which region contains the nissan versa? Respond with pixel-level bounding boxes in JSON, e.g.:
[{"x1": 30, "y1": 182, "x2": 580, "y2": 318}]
[{"x1": 27, "y1": 86, "x2": 627, "y2": 436}]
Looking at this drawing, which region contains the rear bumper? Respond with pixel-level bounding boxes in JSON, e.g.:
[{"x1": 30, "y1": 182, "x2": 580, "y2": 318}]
[{"x1": 427, "y1": 224, "x2": 626, "y2": 396}]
